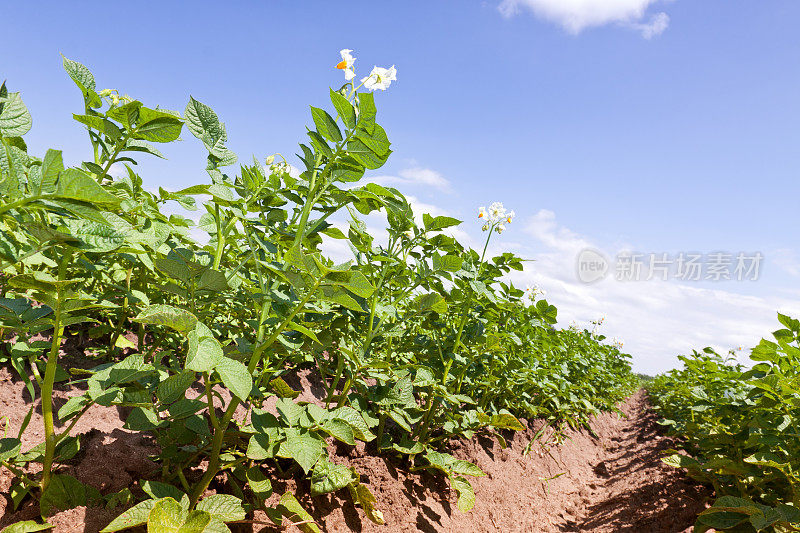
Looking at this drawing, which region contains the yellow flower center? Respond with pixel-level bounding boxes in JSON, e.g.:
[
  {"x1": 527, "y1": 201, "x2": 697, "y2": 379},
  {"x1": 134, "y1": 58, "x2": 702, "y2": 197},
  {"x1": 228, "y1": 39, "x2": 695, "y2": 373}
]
[{"x1": 336, "y1": 60, "x2": 348, "y2": 70}]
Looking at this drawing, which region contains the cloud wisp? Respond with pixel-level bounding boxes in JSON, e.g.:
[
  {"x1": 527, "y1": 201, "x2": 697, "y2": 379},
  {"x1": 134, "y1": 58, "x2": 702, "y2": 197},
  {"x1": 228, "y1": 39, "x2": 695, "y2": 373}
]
[
  {"x1": 369, "y1": 167, "x2": 452, "y2": 193},
  {"x1": 508, "y1": 210, "x2": 799, "y2": 374},
  {"x1": 497, "y1": 0, "x2": 670, "y2": 38}
]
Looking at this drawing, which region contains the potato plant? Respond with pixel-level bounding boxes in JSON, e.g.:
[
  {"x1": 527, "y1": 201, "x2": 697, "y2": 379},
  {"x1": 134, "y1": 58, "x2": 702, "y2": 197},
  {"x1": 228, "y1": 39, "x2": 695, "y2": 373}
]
[
  {"x1": 0, "y1": 55, "x2": 636, "y2": 531},
  {"x1": 650, "y1": 314, "x2": 800, "y2": 533}
]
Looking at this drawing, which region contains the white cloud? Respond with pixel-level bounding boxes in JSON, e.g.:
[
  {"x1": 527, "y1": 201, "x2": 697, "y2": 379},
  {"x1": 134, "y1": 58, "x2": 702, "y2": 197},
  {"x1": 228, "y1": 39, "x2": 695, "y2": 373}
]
[
  {"x1": 508, "y1": 210, "x2": 800, "y2": 375},
  {"x1": 774, "y1": 248, "x2": 800, "y2": 277},
  {"x1": 629, "y1": 11, "x2": 670, "y2": 39},
  {"x1": 369, "y1": 167, "x2": 451, "y2": 193},
  {"x1": 498, "y1": 0, "x2": 670, "y2": 37}
]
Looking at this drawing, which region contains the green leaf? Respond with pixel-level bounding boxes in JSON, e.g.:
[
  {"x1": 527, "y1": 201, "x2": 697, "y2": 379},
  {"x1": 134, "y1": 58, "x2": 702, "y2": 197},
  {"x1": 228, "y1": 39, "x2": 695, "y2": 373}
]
[
  {"x1": 72, "y1": 115, "x2": 123, "y2": 141},
  {"x1": 195, "y1": 494, "x2": 246, "y2": 521},
  {"x1": 40, "y1": 475, "x2": 90, "y2": 517},
  {"x1": 346, "y1": 137, "x2": 388, "y2": 170},
  {"x1": 168, "y1": 399, "x2": 206, "y2": 420},
  {"x1": 432, "y1": 254, "x2": 463, "y2": 272},
  {"x1": 356, "y1": 92, "x2": 377, "y2": 129},
  {"x1": 281, "y1": 429, "x2": 325, "y2": 474},
  {"x1": 0, "y1": 438, "x2": 22, "y2": 461},
  {"x1": 277, "y1": 493, "x2": 321, "y2": 533},
  {"x1": 140, "y1": 481, "x2": 187, "y2": 506},
  {"x1": 146, "y1": 497, "x2": 188, "y2": 532},
  {"x1": 269, "y1": 377, "x2": 300, "y2": 399},
  {"x1": 451, "y1": 476, "x2": 476, "y2": 512},
  {"x1": 487, "y1": 413, "x2": 525, "y2": 431},
  {"x1": 0, "y1": 92, "x2": 32, "y2": 137},
  {"x1": 184, "y1": 97, "x2": 224, "y2": 145},
  {"x1": 246, "y1": 467, "x2": 273, "y2": 501},
  {"x1": 157, "y1": 371, "x2": 196, "y2": 405},
  {"x1": 213, "y1": 357, "x2": 252, "y2": 401},
  {"x1": 423, "y1": 214, "x2": 462, "y2": 232},
  {"x1": 133, "y1": 305, "x2": 198, "y2": 335},
  {"x1": 1, "y1": 521, "x2": 53, "y2": 533},
  {"x1": 412, "y1": 293, "x2": 447, "y2": 314},
  {"x1": 246, "y1": 434, "x2": 272, "y2": 461},
  {"x1": 135, "y1": 108, "x2": 183, "y2": 143},
  {"x1": 450, "y1": 460, "x2": 486, "y2": 478},
  {"x1": 331, "y1": 406, "x2": 376, "y2": 442},
  {"x1": 321, "y1": 418, "x2": 355, "y2": 446},
  {"x1": 186, "y1": 323, "x2": 223, "y2": 373},
  {"x1": 55, "y1": 168, "x2": 121, "y2": 207},
  {"x1": 311, "y1": 461, "x2": 355, "y2": 495},
  {"x1": 174, "y1": 512, "x2": 213, "y2": 533},
  {"x1": 61, "y1": 56, "x2": 102, "y2": 107},
  {"x1": 62, "y1": 220, "x2": 127, "y2": 253},
  {"x1": 310, "y1": 106, "x2": 342, "y2": 143},
  {"x1": 330, "y1": 89, "x2": 356, "y2": 129}
]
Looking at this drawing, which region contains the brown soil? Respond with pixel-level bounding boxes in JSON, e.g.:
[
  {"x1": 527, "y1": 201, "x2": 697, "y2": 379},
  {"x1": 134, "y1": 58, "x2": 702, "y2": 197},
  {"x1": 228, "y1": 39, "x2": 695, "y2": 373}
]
[{"x1": 0, "y1": 363, "x2": 711, "y2": 532}]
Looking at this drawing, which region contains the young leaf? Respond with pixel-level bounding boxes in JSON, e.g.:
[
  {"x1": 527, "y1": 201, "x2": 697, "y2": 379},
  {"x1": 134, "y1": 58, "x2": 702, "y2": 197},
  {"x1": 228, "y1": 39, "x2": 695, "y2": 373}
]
[
  {"x1": 186, "y1": 323, "x2": 224, "y2": 373},
  {"x1": 213, "y1": 357, "x2": 252, "y2": 401},
  {"x1": 133, "y1": 304, "x2": 198, "y2": 335},
  {"x1": 270, "y1": 377, "x2": 301, "y2": 399},
  {"x1": 311, "y1": 461, "x2": 355, "y2": 495},
  {"x1": 0, "y1": 92, "x2": 32, "y2": 137},
  {"x1": 329, "y1": 89, "x2": 356, "y2": 130},
  {"x1": 146, "y1": 497, "x2": 189, "y2": 531},
  {"x1": 195, "y1": 494, "x2": 246, "y2": 521},
  {"x1": 55, "y1": 169, "x2": 121, "y2": 206},
  {"x1": 0, "y1": 438, "x2": 22, "y2": 462},
  {"x1": 156, "y1": 371, "x2": 196, "y2": 405},
  {"x1": 451, "y1": 475, "x2": 476, "y2": 512},
  {"x1": 281, "y1": 429, "x2": 325, "y2": 474},
  {"x1": 310, "y1": 106, "x2": 342, "y2": 143},
  {"x1": 246, "y1": 467, "x2": 273, "y2": 501},
  {"x1": 321, "y1": 419, "x2": 355, "y2": 446},
  {"x1": 61, "y1": 56, "x2": 100, "y2": 108},
  {"x1": 39, "y1": 475, "x2": 89, "y2": 517},
  {"x1": 0, "y1": 521, "x2": 53, "y2": 533},
  {"x1": 277, "y1": 492, "x2": 321, "y2": 533},
  {"x1": 140, "y1": 481, "x2": 187, "y2": 505}
]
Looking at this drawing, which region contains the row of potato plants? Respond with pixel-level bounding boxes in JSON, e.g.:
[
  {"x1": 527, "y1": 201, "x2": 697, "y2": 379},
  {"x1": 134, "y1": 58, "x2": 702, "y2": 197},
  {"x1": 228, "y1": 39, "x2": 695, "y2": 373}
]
[
  {"x1": 650, "y1": 314, "x2": 800, "y2": 533},
  {"x1": 0, "y1": 55, "x2": 637, "y2": 532}
]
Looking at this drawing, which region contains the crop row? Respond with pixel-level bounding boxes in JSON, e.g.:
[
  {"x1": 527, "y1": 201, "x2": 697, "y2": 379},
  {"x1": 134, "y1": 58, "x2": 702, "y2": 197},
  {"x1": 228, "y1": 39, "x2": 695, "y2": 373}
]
[
  {"x1": 0, "y1": 55, "x2": 636, "y2": 531},
  {"x1": 650, "y1": 314, "x2": 800, "y2": 533}
]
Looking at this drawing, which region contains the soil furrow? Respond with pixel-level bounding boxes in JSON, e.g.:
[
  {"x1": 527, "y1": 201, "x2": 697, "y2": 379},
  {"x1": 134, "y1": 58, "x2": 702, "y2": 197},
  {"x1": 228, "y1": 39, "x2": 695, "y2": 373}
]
[{"x1": 0, "y1": 367, "x2": 710, "y2": 532}]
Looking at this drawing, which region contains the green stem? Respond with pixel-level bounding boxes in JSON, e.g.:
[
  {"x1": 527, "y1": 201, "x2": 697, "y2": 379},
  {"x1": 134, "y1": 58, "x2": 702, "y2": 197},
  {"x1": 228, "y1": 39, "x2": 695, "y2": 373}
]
[
  {"x1": 1, "y1": 459, "x2": 38, "y2": 488},
  {"x1": 376, "y1": 414, "x2": 387, "y2": 450},
  {"x1": 98, "y1": 133, "x2": 131, "y2": 182},
  {"x1": 292, "y1": 154, "x2": 322, "y2": 249},
  {"x1": 213, "y1": 204, "x2": 225, "y2": 270},
  {"x1": 325, "y1": 349, "x2": 345, "y2": 408},
  {"x1": 188, "y1": 281, "x2": 321, "y2": 508},
  {"x1": 108, "y1": 268, "x2": 132, "y2": 358},
  {"x1": 40, "y1": 251, "x2": 70, "y2": 493},
  {"x1": 204, "y1": 373, "x2": 221, "y2": 432}
]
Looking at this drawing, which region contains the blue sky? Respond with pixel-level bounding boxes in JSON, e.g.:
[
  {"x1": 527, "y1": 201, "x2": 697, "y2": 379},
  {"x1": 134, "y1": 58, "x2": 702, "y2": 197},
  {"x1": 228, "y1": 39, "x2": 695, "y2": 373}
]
[{"x1": 4, "y1": 1, "x2": 799, "y2": 373}]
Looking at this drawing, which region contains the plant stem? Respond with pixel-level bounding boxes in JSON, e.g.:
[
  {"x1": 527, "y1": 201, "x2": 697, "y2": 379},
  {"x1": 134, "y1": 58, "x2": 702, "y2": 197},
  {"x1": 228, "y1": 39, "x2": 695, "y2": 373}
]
[
  {"x1": 188, "y1": 281, "x2": 321, "y2": 508},
  {"x1": 213, "y1": 204, "x2": 225, "y2": 270},
  {"x1": 40, "y1": 251, "x2": 70, "y2": 493}
]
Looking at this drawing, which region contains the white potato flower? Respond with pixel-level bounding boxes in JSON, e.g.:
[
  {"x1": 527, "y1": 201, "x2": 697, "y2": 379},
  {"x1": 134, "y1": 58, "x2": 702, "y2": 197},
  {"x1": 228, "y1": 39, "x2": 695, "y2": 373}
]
[
  {"x1": 362, "y1": 65, "x2": 397, "y2": 91},
  {"x1": 336, "y1": 49, "x2": 356, "y2": 81}
]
